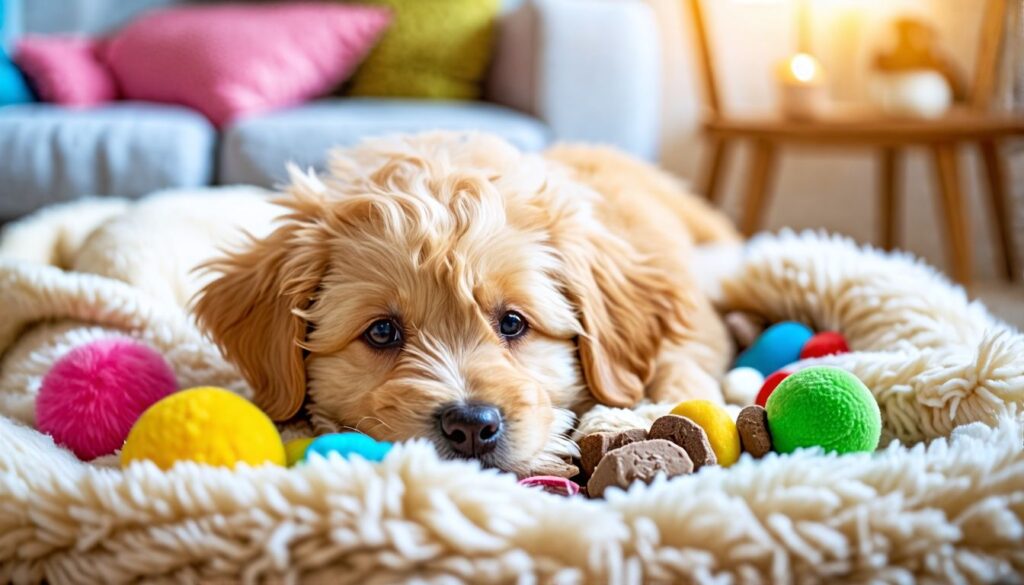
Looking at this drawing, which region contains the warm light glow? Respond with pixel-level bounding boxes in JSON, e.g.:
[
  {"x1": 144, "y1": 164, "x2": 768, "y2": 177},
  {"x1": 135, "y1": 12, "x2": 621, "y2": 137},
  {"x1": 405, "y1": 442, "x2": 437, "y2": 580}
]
[
  {"x1": 790, "y1": 53, "x2": 818, "y2": 82},
  {"x1": 777, "y1": 52, "x2": 825, "y2": 85}
]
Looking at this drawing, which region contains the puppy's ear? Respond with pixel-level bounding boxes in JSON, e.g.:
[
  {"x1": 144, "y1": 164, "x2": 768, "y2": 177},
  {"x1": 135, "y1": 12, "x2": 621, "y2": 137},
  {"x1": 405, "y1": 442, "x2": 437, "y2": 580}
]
[
  {"x1": 557, "y1": 224, "x2": 694, "y2": 408},
  {"x1": 194, "y1": 196, "x2": 329, "y2": 421}
]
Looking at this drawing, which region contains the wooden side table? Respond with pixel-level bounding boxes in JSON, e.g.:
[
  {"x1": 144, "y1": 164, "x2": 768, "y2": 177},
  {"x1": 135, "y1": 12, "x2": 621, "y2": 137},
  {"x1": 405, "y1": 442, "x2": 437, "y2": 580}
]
[{"x1": 688, "y1": 0, "x2": 1023, "y2": 285}]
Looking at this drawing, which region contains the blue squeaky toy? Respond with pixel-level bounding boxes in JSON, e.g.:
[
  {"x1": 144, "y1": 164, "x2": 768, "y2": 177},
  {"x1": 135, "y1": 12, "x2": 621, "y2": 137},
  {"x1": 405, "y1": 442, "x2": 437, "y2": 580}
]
[
  {"x1": 735, "y1": 321, "x2": 814, "y2": 376},
  {"x1": 305, "y1": 432, "x2": 393, "y2": 463}
]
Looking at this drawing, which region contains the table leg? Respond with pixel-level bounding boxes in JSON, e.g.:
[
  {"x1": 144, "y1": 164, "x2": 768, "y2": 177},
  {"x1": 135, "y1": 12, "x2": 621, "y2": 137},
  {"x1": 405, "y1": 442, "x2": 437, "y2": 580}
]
[
  {"x1": 978, "y1": 140, "x2": 1020, "y2": 281},
  {"x1": 930, "y1": 144, "x2": 972, "y2": 286},
  {"x1": 740, "y1": 141, "x2": 778, "y2": 237},
  {"x1": 878, "y1": 148, "x2": 902, "y2": 251},
  {"x1": 701, "y1": 137, "x2": 733, "y2": 204}
]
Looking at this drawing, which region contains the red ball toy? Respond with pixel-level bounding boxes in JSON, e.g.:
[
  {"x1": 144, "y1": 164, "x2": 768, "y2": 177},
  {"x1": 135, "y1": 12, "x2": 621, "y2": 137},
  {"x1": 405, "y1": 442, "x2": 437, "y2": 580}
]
[
  {"x1": 35, "y1": 338, "x2": 178, "y2": 460},
  {"x1": 800, "y1": 331, "x2": 850, "y2": 360},
  {"x1": 755, "y1": 370, "x2": 791, "y2": 407}
]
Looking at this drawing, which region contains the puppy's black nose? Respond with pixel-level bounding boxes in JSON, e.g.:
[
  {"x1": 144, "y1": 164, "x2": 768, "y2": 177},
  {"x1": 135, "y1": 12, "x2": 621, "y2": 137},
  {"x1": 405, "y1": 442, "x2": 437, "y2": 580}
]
[{"x1": 438, "y1": 403, "x2": 503, "y2": 458}]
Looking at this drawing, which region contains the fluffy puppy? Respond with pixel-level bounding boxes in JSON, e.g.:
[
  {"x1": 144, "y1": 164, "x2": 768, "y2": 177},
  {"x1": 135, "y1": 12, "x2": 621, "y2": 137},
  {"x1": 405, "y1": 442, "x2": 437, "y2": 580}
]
[{"x1": 195, "y1": 132, "x2": 738, "y2": 475}]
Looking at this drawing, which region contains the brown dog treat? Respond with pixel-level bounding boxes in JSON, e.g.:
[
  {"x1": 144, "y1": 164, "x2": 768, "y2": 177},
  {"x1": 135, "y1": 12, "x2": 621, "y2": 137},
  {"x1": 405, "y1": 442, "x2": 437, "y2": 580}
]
[
  {"x1": 579, "y1": 432, "x2": 615, "y2": 477},
  {"x1": 736, "y1": 405, "x2": 772, "y2": 458},
  {"x1": 529, "y1": 459, "x2": 580, "y2": 479},
  {"x1": 648, "y1": 415, "x2": 717, "y2": 469},
  {"x1": 579, "y1": 428, "x2": 649, "y2": 476},
  {"x1": 587, "y1": 440, "x2": 693, "y2": 499},
  {"x1": 612, "y1": 428, "x2": 649, "y2": 449},
  {"x1": 724, "y1": 311, "x2": 767, "y2": 350}
]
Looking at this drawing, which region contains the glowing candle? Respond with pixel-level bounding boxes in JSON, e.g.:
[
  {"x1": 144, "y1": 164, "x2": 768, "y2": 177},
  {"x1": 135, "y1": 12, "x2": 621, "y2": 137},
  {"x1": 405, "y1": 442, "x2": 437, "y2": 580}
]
[{"x1": 776, "y1": 52, "x2": 828, "y2": 119}]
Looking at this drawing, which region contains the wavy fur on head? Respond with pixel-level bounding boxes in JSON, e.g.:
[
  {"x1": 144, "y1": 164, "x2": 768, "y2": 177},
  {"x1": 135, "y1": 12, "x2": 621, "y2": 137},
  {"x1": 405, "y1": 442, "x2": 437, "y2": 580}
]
[{"x1": 195, "y1": 132, "x2": 736, "y2": 475}]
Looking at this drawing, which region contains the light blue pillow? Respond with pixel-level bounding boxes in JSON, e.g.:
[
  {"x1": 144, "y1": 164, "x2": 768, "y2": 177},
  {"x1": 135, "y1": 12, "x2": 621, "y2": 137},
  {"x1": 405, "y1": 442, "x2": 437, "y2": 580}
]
[
  {"x1": 0, "y1": 48, "x2": 33, "y2": 105},
  {"x1": 0, "y1": 0, "x2": 33, "y2": 105}
]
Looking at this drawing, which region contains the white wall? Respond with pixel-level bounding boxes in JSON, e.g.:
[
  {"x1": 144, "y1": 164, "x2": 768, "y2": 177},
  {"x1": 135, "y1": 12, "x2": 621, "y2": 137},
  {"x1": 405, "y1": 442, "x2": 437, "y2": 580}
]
[{"x1": 652, "y1": 0, "x2": 1023, "y2": 280}]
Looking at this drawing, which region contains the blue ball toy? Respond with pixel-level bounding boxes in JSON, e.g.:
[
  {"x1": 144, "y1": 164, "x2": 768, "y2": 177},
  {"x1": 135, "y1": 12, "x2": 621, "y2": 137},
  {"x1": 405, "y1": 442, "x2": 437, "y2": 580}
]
[
  {"x1": 305, "y1": 433, "x2": 393, "y2": 463},
  {"x1": 735, "y1": 321, "x2": 814, "y2": 376}
]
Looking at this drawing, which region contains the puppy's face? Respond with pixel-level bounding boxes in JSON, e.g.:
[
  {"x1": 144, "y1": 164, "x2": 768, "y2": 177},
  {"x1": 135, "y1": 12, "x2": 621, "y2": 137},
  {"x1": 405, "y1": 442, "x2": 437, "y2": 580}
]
[
  {"x1": 300, "y1": 192, "x2": 582, "y2": 474},
  {"x1": 195, "y1": 134, "x2": 691, "y2": 474}
]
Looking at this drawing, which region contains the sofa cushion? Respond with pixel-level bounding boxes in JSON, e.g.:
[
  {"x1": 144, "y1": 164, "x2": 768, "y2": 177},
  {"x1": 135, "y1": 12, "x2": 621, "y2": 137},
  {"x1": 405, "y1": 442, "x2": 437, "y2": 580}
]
[
  {"x1": 0, "y1": 103, "x2": 214, "y2": 217},
  {"x1": 14, "y1": 36, "x2": 116, "y2": 106},
  {"x1": 219, "y1": 98, "x2": 551, "y2": 187},
  {"x1": 104, "y1": 3, "x2": 392, "y2": 127},
  {"x1": 343, "y1": 0, "x2": 499, "y2": 100}
]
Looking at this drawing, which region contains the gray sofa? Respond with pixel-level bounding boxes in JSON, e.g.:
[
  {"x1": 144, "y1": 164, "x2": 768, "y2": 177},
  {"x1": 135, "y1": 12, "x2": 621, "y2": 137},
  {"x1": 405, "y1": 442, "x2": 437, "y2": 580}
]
[{"x1": 0, "y1": 0, "x2": 662, "y2": 217}]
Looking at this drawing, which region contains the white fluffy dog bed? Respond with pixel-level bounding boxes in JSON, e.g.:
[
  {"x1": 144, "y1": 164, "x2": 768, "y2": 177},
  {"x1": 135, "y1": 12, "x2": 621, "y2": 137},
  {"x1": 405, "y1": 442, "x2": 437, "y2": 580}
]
[{"x1": 1, "y1": 189, "x2": 1022, "y2": 584}]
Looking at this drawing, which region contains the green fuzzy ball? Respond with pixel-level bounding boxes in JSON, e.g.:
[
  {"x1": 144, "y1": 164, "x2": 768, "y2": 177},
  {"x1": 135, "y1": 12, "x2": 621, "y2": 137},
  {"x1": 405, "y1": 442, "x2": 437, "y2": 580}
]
[{"x1": 765, "y1": 366, "x2": 881, "y2": 454}]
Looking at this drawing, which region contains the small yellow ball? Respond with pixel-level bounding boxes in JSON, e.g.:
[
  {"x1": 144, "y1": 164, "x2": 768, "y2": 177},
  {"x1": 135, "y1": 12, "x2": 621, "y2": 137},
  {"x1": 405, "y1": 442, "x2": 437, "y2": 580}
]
[
  {"x1": 284, "y1": 437, "x2": 315, "y2": 467},
  {"x1": 670, "y1": 399, "x2": 741, "y2": 467},
  {"x1": 121, "y1": 387, "x2": 286, "y2": 470}
]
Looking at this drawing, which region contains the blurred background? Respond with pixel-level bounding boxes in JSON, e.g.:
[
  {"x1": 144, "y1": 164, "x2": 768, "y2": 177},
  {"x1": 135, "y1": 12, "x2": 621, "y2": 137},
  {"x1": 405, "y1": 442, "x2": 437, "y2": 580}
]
[
  {"x1": 0, "y1": 0, "x2": 1021, "y2": 320},
  {"x1": 659, "y1": 0, "x2": 1024, "y2": 281}
]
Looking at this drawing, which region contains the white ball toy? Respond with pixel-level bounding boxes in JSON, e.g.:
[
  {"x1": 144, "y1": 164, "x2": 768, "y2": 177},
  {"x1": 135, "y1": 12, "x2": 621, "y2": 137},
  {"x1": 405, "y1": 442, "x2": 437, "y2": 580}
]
[{"x1": 723, "y1": 367, "x2": 765, "y2": 405}]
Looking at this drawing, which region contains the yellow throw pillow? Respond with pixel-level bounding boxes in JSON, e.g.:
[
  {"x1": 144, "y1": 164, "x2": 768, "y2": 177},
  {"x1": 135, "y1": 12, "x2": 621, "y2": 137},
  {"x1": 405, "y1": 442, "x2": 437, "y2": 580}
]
[{"x1": 344, "y1": 0, "x2": 499, "y2": 99}]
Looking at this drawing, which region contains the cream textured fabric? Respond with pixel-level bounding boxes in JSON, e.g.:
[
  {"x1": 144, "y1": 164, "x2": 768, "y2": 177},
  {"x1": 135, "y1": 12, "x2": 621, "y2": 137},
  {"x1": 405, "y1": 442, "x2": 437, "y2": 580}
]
[
  {"x1": 578, "y1": 232, "x2": 1024, "y2": 446},
  {"x1": 0, "y1": 188, "x2": 281, "y2": 428},
  {"x1": 1, "y1": 192, "x2": 1022, "y2": 584}
]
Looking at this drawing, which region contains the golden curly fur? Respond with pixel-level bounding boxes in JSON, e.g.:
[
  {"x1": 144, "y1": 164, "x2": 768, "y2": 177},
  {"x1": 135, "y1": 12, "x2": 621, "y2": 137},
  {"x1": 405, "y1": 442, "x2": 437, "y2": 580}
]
[{"x1": 195, "y1": 133, "x2": 738, "y2": 475}]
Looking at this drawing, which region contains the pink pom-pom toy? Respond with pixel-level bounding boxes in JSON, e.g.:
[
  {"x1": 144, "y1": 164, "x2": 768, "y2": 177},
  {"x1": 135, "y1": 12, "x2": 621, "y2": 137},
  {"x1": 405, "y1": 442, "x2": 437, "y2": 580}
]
[{"x1": 35, "y1": 338, "x2": 178, "y2": 460}]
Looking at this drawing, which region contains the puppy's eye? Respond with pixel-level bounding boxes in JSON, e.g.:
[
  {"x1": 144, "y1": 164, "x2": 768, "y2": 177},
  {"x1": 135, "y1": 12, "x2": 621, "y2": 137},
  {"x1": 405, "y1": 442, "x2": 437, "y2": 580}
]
[
  {"x1": 364, "y1": 319, "x2": 402, "y2": 349},
  {"x1": 498, "y1": 311, "x2": 528, "y2": 339}
]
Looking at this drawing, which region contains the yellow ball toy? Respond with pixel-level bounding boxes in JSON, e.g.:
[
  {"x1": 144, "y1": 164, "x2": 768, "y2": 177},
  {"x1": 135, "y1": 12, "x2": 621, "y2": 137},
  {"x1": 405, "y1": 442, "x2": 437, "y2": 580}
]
[
  {"x1": 121, "y1": 387, "x2": 286, "y2": 470},
  {"x1": 284, "y1": 437, "x2": 315, "y2": 467},
  {"x1": 670, "y1": 399, "x2": 741, "y2": 467}
]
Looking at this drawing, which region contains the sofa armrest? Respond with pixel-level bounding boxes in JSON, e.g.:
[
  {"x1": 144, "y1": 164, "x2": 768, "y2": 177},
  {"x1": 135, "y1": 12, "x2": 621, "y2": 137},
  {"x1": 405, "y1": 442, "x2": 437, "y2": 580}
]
[{"x1": 487, "y1": 0, "x2": 661, "y2": 159}]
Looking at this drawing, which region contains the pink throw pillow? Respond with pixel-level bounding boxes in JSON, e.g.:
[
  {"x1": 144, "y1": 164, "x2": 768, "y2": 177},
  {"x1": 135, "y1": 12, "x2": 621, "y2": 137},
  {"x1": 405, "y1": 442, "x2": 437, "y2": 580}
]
[
  {"x1": 104, "y1": 3, "x2": 391, "y2": 127},
  {"x1": 15, "y1": 36, "x2": 117, "y2": 107}
]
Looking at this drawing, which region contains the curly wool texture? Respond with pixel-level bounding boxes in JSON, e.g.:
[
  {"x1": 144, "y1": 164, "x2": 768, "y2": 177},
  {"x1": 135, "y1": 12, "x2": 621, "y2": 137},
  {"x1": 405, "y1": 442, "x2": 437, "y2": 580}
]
[
  {"x1": 717, "y1": 229, "x2": 1024, "y2": 445},
  {"x1": 1, "y1": 195, "x2": 1024, "y2": 583},
  {"x1": 2, "y1": 413, "x2": 1023, "y2": 584}
]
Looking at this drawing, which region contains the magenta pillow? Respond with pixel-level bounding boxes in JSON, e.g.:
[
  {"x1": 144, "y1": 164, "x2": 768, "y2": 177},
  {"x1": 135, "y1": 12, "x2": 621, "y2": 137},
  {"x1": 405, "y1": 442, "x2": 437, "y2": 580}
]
[
  {"x1": 103, "y1": 3, "x2": 391, "y2": 127},
  {"x1": 15, "y1": 37, "x2": 117, "y2": 107}
]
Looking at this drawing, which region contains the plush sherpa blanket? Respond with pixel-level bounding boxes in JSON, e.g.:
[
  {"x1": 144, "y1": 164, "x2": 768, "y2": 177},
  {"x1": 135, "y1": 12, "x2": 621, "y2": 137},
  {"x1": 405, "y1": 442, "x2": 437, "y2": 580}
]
[{"x1": 1, "y1": 189, "x2": 1023, "y2": 584}]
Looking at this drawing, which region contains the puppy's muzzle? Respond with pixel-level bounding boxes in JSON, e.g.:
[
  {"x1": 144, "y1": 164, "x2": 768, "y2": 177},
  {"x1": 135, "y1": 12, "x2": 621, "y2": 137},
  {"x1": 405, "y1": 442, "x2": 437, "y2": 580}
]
[{"x1": 437, "y1": 402, "x2": 504, "y2": 458}]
